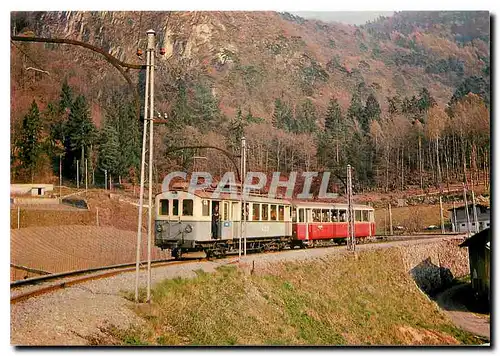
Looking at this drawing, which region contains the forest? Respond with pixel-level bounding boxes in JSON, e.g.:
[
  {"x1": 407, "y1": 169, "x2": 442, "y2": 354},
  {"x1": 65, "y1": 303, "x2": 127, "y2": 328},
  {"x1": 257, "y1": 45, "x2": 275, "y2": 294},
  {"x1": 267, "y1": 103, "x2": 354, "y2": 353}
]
[{"x1": 11, "y1": 73, "x2": 490, "y2": 195}]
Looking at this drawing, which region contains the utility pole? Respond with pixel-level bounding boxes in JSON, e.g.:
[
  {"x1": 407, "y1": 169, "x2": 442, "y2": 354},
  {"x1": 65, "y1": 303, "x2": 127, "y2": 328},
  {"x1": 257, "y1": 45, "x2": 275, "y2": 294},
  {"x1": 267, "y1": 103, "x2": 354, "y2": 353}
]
[
  {"x1": 85, "y1": 159, "x2": 88, "y2": 192},
  {"x1": 135, "y1": 29, "x2": 156, "y2": 303},
  {"x1": 452, "y1": 201, "x2": 458, "y2": 233},
  {"x1": 439, "y1": 196, "x2": 445, "y2": 234},
  {"x1": 463, "y1": 183, "x2": 471, "y2": 238},
  {"x1": 104, "y1": 169, "x2": 108, "y2": 190},
  {"x1": 389, "y1": 203, "x2": 393, "y2": 236},
  {"x1": 76, "y1": 160, "x2": 80, "y2": 189},
  {"x1": 242, "y1": 136, "x2": 247, "y2": 256},
  {"x1": 238, "y1": 137, "x2": 244, "y2": 260},
  {"x1": 59, "y1": 154, "x2": 62, "y2": 198},
  {"x1": 346, "y1": 164, "x2": 355, "y2": 251},
  {"x1": 146, "y1": 29, "x2": 156, "y2": 303},
  {"x1": 471, "y1": 188, "x2": 479, "y2": 233}
]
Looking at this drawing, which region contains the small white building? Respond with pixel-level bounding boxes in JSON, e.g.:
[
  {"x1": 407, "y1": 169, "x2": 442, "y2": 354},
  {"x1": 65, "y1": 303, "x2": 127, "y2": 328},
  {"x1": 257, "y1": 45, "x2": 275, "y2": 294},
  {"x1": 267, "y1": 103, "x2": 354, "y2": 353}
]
[
  {"x1": 11, "y1": 184, "x2": 54, "y2": 196},
  {"x1": 448, "y1": 204, "x2": 490, "y2": 233}
]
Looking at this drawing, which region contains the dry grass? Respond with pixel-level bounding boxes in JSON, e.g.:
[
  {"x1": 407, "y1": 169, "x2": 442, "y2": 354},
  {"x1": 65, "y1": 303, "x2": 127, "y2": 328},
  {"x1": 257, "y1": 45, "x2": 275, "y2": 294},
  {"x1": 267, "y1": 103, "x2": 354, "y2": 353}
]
[
  {"x1": 104, "y1": 248, "x2": 481, "y2": 346},
  {"x1": 11, "y1": 225, "x2": 169, "y2": 278},
  {"x1": 374, "y1": 204, "x2": 451, "y2": 234}
]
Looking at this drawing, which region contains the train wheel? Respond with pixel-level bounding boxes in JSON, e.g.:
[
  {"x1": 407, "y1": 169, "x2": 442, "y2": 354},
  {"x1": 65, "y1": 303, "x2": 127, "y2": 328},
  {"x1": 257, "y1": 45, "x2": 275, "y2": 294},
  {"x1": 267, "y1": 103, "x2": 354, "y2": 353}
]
[{"x1": 172, "y1": 248, "x2": 183, "y2": 260}]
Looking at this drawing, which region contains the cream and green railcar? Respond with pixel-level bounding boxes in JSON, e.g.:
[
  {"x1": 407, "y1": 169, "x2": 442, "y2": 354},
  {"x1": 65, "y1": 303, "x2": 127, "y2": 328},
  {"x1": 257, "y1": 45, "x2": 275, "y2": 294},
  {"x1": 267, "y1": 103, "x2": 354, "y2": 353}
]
[{"x1": 155, "y1": 190, "x2": 292, "y2": 258}]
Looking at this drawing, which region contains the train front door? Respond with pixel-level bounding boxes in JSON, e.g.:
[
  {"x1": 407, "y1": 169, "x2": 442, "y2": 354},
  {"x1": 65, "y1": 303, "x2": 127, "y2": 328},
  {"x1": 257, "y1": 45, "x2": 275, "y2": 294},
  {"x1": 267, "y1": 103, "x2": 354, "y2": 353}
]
[
  {"x1": 220, "y1": 200, "x2": 234, "y2": 240},
  {"x1": 212, "y1": 201, "x2": 221, "y2": 239}
]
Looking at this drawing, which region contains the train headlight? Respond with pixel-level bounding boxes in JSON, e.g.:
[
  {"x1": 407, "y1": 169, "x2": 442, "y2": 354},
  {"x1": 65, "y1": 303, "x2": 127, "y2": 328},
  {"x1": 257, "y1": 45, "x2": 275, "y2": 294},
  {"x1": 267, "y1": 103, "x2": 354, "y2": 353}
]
[
  {"x1": 156, "y1": 224, "x2": 163, "y2": 232},
  {"x1": 184, "y1": 224, "x2": 193, "y2": 233}
]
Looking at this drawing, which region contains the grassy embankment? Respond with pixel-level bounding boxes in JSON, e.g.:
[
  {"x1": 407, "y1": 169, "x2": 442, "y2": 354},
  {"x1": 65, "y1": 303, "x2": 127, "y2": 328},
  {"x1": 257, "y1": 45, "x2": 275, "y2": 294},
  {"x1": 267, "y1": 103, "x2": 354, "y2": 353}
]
[{"x1": 96, "y1": 248, "x2": 482, "y2": 346}]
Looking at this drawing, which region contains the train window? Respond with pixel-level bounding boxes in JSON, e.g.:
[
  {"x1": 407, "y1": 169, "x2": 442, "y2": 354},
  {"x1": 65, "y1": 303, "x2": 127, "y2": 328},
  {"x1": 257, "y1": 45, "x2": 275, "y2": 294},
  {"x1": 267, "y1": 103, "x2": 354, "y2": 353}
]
[
  {"x1": 253, "y1": 204, "x2": 260, "y2": 221},
  {"x1": 339, "y1": 209, "x2": 346, "y2": 222},
  {"x1": 224, "y1": 201, "x2": 230, "y2": 220},
  {"x1": 322, "y1": 209, "x2": 330, "y2": 222},
  {"x1": 278, "y1": 206, "x2": 284, "y2": 221},
  {"x1": 362, "y1": 210, "x2": 369, "y2": 222},
  {"x1": 232, "y1": 202, "x2": 239, "y2": 221},
  {"x1": 159, "y1": 199, "x2": 169, "y2": 216},
  {"x1": 271, "y1": 205, "x2": 277, "y2": 221},
  {"x1": 202, "y1": 200, "x2": 210, "y2": 216},
  {"x1": 299, "y1": 209, "x2": 304, "y2": 223},
  {"x1": 172, "y1": 199, "x2": 179, "y2": 216},
  {"x1": 262, "y1": 204, "x2": 269, "y2": 221},
  {"x1": 331, "y1": 209, "x2": 338, "y2": 222},
  {"x1": 312, "y1": 209, "x2": 321, "y2": 222},
  {"x1": 292, "y1": 209, "x2": 297, "y2": 223},
  {"x1": 355, "y1": 210, "x2": 362, "y2": 222},
  {"x1": 183, "y1": 199, "x2": 193, "y2": 216}
]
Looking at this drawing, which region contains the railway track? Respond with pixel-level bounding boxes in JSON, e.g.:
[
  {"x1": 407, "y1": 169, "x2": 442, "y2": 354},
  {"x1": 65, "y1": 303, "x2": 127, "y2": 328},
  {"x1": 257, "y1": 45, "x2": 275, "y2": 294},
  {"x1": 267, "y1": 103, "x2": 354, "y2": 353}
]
[{"x1": 11, "y1": 232, "x2": 465, "y2": 304}]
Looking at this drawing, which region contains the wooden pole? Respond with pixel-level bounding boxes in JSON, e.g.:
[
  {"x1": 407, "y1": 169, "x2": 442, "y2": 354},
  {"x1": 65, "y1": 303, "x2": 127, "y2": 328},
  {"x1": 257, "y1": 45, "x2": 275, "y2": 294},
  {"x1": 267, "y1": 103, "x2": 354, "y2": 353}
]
[
  {"x1": 17, "y1": 207, "x2": 20, "y2": 229},
  {"x1": 463, "y1": 183, "x2": 471, "y2": 237},
  {"x1": 471, "y1": 189, "x2": 479, "y2": 233},
  {"x1": 76, "y1": 160, "x2": 80, "y2": 189},
  {"x1": 59, "y1": 154, "x2": 62, "y2": 198},
  {"x1": 104, "y1": 170, "x2": 108, "y2": 190},
  {"x1": 384, "y1": 208, "x2": 387, "y2": 236},
  {"x1": 85, "y1": 159, "x2": 88, "y2": 192},
  {"x1": 439, "y1": 196, "x2": 445, "y2": 234},
  {"x1": 389, "y1": 203, "x2": 393, "y2": 236},
  {"x1": 96, "y1": 207, "x2": 99, "y2": 226}
]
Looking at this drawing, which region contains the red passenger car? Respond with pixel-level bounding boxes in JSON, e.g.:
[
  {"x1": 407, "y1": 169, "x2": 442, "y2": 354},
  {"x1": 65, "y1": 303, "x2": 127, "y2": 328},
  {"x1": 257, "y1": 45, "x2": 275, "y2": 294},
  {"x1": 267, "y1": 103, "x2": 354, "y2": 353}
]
[{"x1": 291, "y1": 202, "x2": 375, "y2": 247}]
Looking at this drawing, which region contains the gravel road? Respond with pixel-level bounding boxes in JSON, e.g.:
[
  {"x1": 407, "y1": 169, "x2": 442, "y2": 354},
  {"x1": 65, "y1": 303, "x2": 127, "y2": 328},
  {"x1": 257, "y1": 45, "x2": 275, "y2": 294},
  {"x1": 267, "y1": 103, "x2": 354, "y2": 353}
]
[
  {"x1": 436, "y1": 284, "x2": 490, "y2": 340},
  {"x1": 11, "y1": 236, "x2": 455, "y2": 346}
]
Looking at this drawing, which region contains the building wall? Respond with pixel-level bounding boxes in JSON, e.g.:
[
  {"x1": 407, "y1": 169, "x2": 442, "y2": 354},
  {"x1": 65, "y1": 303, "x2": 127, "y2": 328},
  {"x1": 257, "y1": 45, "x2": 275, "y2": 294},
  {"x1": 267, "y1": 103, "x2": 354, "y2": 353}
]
[
  {"x1": 468, "y1": 245, "x2": 489, "y2": 298},
  {"x1": 449, "y1": 207, "x2": 490, "y2": 233}
]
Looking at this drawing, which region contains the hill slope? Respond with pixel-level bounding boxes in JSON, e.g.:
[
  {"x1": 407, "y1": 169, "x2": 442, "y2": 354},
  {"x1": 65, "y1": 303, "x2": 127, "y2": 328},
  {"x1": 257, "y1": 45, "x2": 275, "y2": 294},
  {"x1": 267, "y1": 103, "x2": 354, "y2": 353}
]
[{"x1": 11, "y1": 11, "x2": 490, "y2": 122}]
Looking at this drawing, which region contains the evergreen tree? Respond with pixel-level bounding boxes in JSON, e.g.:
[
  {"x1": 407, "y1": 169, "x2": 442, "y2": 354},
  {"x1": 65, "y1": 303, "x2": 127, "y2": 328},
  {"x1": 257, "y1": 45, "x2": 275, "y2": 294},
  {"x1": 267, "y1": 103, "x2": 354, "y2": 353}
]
[
  {"x1": 171, "y1": 81, "x2": 193, "y2": 127},
  {"x1": 59, "y1": 79, "x2": 73, "y2": 114},
  {"x1": 98, "y1": 119, "x2": 121, "y2": 177},
  {"x1": 324, "y1": 97, "x2": 343, "y2": 133},
  {"x1": 228, "y1": 107, "x2": 245, "y2": 152},
  {"x1": 449, "y1": 76, "x2": 490, "y2": 107},
  {"x1": 417, "y1": 87, "x2": 436, "y2": 113},
  {"x1": 191, "y1": 82, "x2": 220, "y2": 126},
  {"x1": 347, "y1": 92, "x2": 364, "y2": 124},
  {"x1": 294, "y1": 99, "x2": 317, "y2": 133},
  {"x1": 116, "y1": 102, "x2": 141, "y2": 179},
  {"x1": 362, "y1": 93, "x2": 381, "y2": 131},
  {"x1": 66, "y1": 95, "x2": 96, "y2": 180},
  {"x1": 272, "y1": 98, "x2": 293, "y2": 131},
  {"x1": 16, "y1": 100, "x2": 44, "y2": 181}
]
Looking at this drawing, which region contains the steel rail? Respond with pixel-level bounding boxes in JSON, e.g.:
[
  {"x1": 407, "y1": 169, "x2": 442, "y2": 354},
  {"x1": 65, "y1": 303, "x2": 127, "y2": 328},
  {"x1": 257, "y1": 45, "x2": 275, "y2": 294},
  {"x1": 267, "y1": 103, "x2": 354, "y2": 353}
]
[{"x1": 11, "y1": 233, "x2": 465, "y2": 303}]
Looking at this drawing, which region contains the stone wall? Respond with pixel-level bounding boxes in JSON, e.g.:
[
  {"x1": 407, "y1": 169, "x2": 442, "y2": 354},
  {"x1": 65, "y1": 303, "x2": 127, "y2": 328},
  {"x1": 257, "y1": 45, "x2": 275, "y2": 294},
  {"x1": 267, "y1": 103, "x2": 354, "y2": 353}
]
[{"x1": 399, "y1": 238, "x2": 469, "y2": 295}]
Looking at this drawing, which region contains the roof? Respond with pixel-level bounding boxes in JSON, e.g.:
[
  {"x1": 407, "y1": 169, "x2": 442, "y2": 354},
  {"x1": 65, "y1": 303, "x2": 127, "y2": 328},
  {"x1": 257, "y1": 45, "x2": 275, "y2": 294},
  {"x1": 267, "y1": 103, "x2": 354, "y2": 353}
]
[
  {"x1": 459, "y1": 228, "x2": 491, "y2": 248},
  {"x1": 448, "y1": 204, "x2": 489, "y2": 211}
]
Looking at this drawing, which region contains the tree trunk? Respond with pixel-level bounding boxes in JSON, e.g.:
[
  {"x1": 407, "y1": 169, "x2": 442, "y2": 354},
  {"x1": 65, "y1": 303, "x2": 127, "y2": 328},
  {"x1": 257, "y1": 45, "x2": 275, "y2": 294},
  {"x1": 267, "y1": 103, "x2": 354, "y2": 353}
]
[{"x1": 436, "y1": 136, "x2": 442, "y2": 189}]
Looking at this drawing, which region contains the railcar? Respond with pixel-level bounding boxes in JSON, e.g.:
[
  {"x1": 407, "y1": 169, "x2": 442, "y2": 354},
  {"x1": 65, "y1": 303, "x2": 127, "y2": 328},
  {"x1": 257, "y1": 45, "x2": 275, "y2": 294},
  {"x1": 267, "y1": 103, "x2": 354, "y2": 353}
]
[
  {"x1": 291, "y1": 202, "x2": 376, "y2": 247},
  {"x1": 154, "y1": 189, "x2": 292, "y2": 258},
  {"x1": 155, "y1": 189, "x2": 376, "y2": 258}
]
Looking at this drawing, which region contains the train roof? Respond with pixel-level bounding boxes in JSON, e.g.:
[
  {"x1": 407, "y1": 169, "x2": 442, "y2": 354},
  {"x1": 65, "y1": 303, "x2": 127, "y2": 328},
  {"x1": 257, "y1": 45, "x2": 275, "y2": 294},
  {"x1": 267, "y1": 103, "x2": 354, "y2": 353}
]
[
  {"x1": 292, "y1": 201, "x2": 374, "y2": 210},
  {"x1": 156, "y1": 190, "x2": 372, "y2": 209},
  {"x1": 156, "y1": 189, "x2": 292, "y2": 205}
]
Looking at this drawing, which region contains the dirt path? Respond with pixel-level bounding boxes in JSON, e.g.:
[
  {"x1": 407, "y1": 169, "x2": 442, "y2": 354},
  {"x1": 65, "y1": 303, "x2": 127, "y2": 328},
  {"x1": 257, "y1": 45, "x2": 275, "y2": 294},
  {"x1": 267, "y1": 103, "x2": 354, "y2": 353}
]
[{"x1": 436, "y1": 284, "x2": 490, "y2": 340}]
